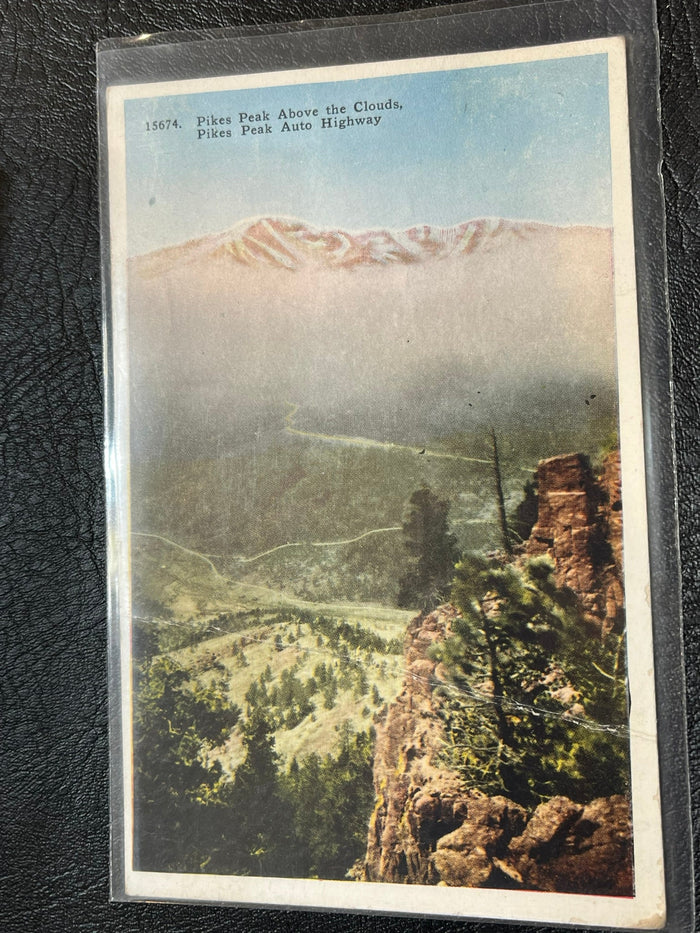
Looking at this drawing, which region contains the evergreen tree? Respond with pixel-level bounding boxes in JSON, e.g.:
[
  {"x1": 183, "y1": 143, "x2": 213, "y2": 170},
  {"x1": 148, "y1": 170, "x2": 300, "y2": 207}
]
[
  {"x1": 217, "y1": 706, "x2": 298, "y2": 877},
  {"x1": 490, "y1": 428, "x2": 513, "y2": 555},
  {"x1": 286, "y1": 725, "x2": 374, "y2": 879},
  {"x1": 510, "y1": 477, "x2": 538, "y2": 544},
  {"x1": 133, "y1": 656, "x2": 240, "y2": 871},
  {"x1": 433, "y1": 555, "x2": 630, "y2": 806},
  {"x1": 397, "y1": 484, "x2": 460, "y2": 611}
]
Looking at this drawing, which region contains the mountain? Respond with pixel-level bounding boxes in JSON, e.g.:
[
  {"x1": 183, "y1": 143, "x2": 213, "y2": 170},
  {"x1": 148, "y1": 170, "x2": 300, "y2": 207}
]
[
  {"x1": 127, "y1": 217, "x2": 617, "y2": 459},
  {"x1": 135, "y1": 216, "x2": 559, "y2": 273}
]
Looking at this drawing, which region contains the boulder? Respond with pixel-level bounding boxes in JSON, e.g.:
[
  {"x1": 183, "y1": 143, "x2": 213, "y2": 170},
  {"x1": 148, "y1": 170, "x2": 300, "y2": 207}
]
[
  {"x1": 431, "y1": 796, "x2": 527, "y2": 887},
  {"x1": 506, "y1": 795, "x2": 633, "y2": 895}
]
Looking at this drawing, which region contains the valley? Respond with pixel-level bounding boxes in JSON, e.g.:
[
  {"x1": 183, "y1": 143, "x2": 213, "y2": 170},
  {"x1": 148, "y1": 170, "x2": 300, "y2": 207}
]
[{"x1": 127, "y1": 215, "x2": 624, "y2": 881}]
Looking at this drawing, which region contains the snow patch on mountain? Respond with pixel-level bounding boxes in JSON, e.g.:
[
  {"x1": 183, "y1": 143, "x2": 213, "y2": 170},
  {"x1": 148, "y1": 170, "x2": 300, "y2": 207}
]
[
  {"x1": 214, "y1": 216, "x2": 548, "y2": 268},
  {"x1": 137, "y1": 216, "x2": 590, "y2": 272}
]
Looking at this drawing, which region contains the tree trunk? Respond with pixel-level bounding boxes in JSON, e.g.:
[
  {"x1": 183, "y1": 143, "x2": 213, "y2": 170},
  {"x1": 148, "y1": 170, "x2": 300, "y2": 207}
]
[{"x1": 490, "y1": 427, "x2": 513, "y2": 556}]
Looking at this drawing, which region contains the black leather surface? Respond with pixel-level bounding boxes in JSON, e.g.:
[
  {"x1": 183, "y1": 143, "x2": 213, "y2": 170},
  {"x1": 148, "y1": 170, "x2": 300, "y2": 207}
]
[{"x1": 0, "y1": 0, "x2": 696, "y2": 930}]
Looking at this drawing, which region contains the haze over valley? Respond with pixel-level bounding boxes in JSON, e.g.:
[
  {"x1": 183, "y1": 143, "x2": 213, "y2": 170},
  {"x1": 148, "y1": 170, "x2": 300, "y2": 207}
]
[{"x1": 128, "y1": 216, "x2": 617, "y2": 462}]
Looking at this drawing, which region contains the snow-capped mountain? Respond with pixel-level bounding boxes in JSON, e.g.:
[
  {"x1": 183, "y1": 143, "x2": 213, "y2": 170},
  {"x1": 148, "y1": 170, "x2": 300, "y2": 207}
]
[
  {"x1": 138, "y1": 216, "x2": 552, "y2": 272},
  {"x1": 128, "y1": 217, "x2": 616, "y2": 458}
]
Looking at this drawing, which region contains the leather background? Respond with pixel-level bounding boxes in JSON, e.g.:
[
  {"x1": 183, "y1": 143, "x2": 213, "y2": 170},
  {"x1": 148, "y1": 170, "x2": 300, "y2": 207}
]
[{"x1": 0, "y1": 0, "x2": 696, "y2": 930}]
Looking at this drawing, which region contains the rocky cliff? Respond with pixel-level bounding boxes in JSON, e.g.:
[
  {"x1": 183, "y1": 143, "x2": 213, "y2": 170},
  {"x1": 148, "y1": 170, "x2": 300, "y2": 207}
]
[
  {"x1": 526, "y1": 450, "x2": 624, "y2": 636},
  {"x1": 363, "y1": 607, "x2": 475, "y2": 885},
  {"x1": 362, "y1": 450, "x2": 633, "y2": 894},
  {"x1": 363, "y1": 607, "x2": 633, "y2": 894}
]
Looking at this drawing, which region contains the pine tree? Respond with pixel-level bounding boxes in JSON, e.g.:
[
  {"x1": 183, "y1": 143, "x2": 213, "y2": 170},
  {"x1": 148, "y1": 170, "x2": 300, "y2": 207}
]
[
  {"x1": 286, "y1": 725, "x2": 374, "y2": 879},
  {"x1": 490, "y1": 428, "x2": 513, "y2": 555},
  {"x1": 397, "y1": 484, "x2": 460, "y2": 611},
  {"x1": 511, "y1": 477, "x2": 538, "y2": 544},
  {"x1": 218, "y1": 706, "x2": 297, "y2": 877},
  {"x1": 433, "y1": 555, "x2": 630, "y2": 806},
  {"x1": 133, "y1": 656, "x2": 240, "y2": 871}
]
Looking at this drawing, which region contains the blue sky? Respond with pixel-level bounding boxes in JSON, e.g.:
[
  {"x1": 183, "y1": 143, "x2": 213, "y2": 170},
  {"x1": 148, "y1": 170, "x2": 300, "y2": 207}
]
[{"x1": 124, "y1": 52, "x2": 612, "y2": 255}]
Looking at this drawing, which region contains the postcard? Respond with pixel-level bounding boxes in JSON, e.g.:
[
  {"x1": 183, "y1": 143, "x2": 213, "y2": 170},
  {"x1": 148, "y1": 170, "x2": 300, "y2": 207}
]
[{"x1": 105, "y1": 34, "x2": 666, "y2": 927}]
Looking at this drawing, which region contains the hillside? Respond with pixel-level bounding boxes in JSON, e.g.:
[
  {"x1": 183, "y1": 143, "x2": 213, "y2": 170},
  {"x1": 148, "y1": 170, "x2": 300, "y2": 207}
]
[
  {"x1": 131, "y1": 417, "x2": 617, "y2": 607},
  {"x1": 132, "y1": 533, "x2": 412, "y2": 772},
  {"x1": 131, "y1": 447, "x2": 632, "y2": 889}
]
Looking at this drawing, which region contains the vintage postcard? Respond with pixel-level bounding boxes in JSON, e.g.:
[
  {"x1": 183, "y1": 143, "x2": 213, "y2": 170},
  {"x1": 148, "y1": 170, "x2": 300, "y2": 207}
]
[{"x1": 105, "y1": 35, "x2": 666, "y2": 927}]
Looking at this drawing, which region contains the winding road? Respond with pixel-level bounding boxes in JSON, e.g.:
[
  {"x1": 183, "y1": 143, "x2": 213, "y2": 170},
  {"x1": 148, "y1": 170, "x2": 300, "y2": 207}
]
[
  {"x1": 133, "y1": 531, "x2": 224, "y2": 578},
  {"x1": 284, "y1": 401, "x2": 493, "y2": 465},
  {"x1": 135, "y1": 404, "x2": 531, "y2": 569},
  {"x1": 237, "y1": 525, "x2": 403, "y2": 564}
]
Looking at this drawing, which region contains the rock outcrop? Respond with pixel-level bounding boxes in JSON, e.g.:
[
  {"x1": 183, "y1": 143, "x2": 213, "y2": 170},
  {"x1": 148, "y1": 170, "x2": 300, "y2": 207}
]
[
  {"x1": 505, "y1": 794, "x2": 633, "y2": 895},
  {"x1": 362, "y1": 608, "x2": 633, "y2": 894},
  {"x1": 526, "y1": 450, "x2": 624, "y2": 636},
  {"x1": 363, "y1": 607, "x2": 478, "y2": 884},
  {"x1": 362, "y1": 449, "x2": 633, "y2": 894}
]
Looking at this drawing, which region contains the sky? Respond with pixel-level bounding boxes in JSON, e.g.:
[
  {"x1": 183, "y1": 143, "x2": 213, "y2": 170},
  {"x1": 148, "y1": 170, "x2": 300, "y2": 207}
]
[{"x1": 124, "y1": 52, "x2": 612, "y2": 256}]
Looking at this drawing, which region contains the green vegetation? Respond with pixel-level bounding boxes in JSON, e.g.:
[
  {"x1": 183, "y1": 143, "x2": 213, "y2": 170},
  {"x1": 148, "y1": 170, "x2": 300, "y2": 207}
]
[
  {"x1": 431, "y1": 555, "x2": 630, "y2": 807},
  {"x1": 134, "y1": 597, "x2": 405, "y2": 769},
  {"x1": 133, "y1": 605, "x2": 386, "y2": 878},
  {"x1": 130, "y1": 540, "x2": 406, "y2": 877},
  {"x1": 207, "y1": 713, "x2": 374, "y2": 879},
  {"x1": 285, "y1": 724, "x2": 374, "y2": 879},
  {"x1": 134, "y1": 652, "x2": 375, "y2": 879},
  {"x1": 397, "y1": 484, "x2": 459, "y2": 611},
  {"x1": 214, "y1": 706, "x2": 295, "y2": 877},
  {"x1": 131, "y1": 414, "x2": 616, "y2": 606},
  {"x1": 133, "y1": 655, "x2": 241, "y2": 872},
  {"x1": 130, "y1": 419, "x2": 630, "y2": 880}
]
